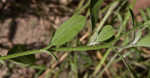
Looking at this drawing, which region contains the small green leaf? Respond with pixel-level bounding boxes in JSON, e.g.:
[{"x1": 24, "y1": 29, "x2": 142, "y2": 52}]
[
  {"x1": 51, "y1": 14, "x2": 86, "y2": 46},
  {"x1": 129, "y1": 8, "x2": 135, "y2": 26},
  {"x1": 8, "y1": 45, "x2": 36, "y2": 64},
  {"x1": 97, "y1": 25, "x2": 115, "y2": 42},
  {"x1": 136, "y1": 33, "x2": 150, "y2": 47},
  {"x1": 90, "y1": 0, "x2": 103, "y2": 29}
]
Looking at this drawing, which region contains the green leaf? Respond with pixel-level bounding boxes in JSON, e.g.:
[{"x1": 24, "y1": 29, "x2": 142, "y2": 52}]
[
  {"x1": 129, "y1": 8, "x2": 135, "y2": 26},
  {"x1": 97, "y1": 25, "x2": 115, "y2": 42},
  {"x1": 51, "y1": 14, "x2": 86, "y2": 46},
  {"x1": 136, "y1": 33, "x2": 150, "y2": 47},
  {"x1": 8, "y1": 45, "x2": 36, "y2": 64},
  {"x1": 90, "y1": 0, "x2": 103, "y2": 29}
]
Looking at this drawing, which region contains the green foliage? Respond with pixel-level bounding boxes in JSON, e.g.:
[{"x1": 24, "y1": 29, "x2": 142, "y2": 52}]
[
  {"x1": 90, "y1": 0, "x2": 103, "y2": 29},
  {"x1": 129, "y1": 8, "x2": 135, "y2": 26},
  {"x1": 1, "y1": 0, "x2": 150, "y2": 78},
  {"x1": 97, "y1": 25, "x2": 115, "y2": 42},
  {"x1": 136, "y1": 33, "x2": 150, "y2": 47},
  {"x1": 51, "y1": 14, "x2": 86, "y2": 46},
  {"x1": 88, "y1": 1, "x2": 119, "y2": 45}
]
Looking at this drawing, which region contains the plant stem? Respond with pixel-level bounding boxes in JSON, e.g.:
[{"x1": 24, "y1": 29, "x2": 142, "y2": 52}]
[
  {"x1": 74, "y1": 0, "x2": 90, "y2": 14},
  {"x1": 0, "y1": 23, "x2": 141, "y2": 61},
  {"x1": 52, "y1": 43, "x2": 114, "y2": 52},
  {"x1": 76, "y1": 0, "x2": 86, "y2": 10},
  {"x1": 93, "y1": 48, "x2": 112, "y2": 76},
  {"x1": 97, "y1": 46, "x2": 132, "y2": 77},
  {"x1": 89, "y1": 1, "x2": 119, "y2": 45},
  {"x1": 0, "y1": 50, "x2": 42, "y2": 60},
  {"x1": 0, "y1": 43, "x2": 114, "y2": 60},
  {"x1": 96, "y1": 2, "x2": 137, "y2": 77}
]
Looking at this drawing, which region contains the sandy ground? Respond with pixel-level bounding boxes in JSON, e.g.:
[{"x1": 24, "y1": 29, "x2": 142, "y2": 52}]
[{"x1": 0, "y1": 1, "x2": 73, "y2": 77}]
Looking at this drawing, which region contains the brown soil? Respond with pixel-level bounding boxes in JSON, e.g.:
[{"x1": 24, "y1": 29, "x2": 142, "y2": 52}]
[
  {"x1": 0, "y1": 0, "x2": 73, "y2": 78},
  {"x1": 130, "y1": 0, "x2": 150, "y2": 15}
]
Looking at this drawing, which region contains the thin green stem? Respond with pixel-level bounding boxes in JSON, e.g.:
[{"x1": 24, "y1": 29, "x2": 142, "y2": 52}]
[
  {"x1": 116, "y1": 11, "x2": 130, "y2": 37},
  {"x1": 93, "y1": 48, "x2": 112, "y2": 76},
  {"x1": 0, "y1": 50, "x2": 42, "y2": 60},
  {"x1": 0, "y1": 42, "x2": 114, "y2": 60},
  {"x1": 74, "y1": 0, "x2": 90, "y2": 14},
  {"x1": 94, "y1": 3, "x2": 137, "y2": 76},
  {"x1": 89, "y1": 1, "x2": 119, "y2": 45},
  {"x1": 120, "y1": 55, "x2": 138, "y2": 78},
  {"x1": 76, "y1": 0, "x2": 86, "y2": 10},
  {"x1": 0, "y1": 22, "x2": 141, "y2": 61},
  {"x1": 96, "y1": 1, "x2": 119, "y2": 31},
  {"x1": 95, "y1": 2, "x2": 141, "y2": 77},
  {"x1": 97, "y1": 45, "x2": 133, "y2": 77},
  {"x1": 52, "y1": 43, "x2": 114, "y2": 52},
  {"x1": 92, "y1": 10, "x2": 137, "y2": 77}
]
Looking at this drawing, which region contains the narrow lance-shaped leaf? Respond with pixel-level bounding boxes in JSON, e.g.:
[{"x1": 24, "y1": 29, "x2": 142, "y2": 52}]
[
  {"x1": 129, "y1": 8, "x2": 135, "y2": 26},
  {"x1": 51, "y1": 14, "x2": 86, "y2": 46},
  {"x1": 90, "y1": 0, "x2": 103, "y2": 29},
  {"x1": 136, "y1": 33, "x2": 150, "y2": 47},
  {"x1": 97, "y1": 25, "x2": 115, "y2": 42}
]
